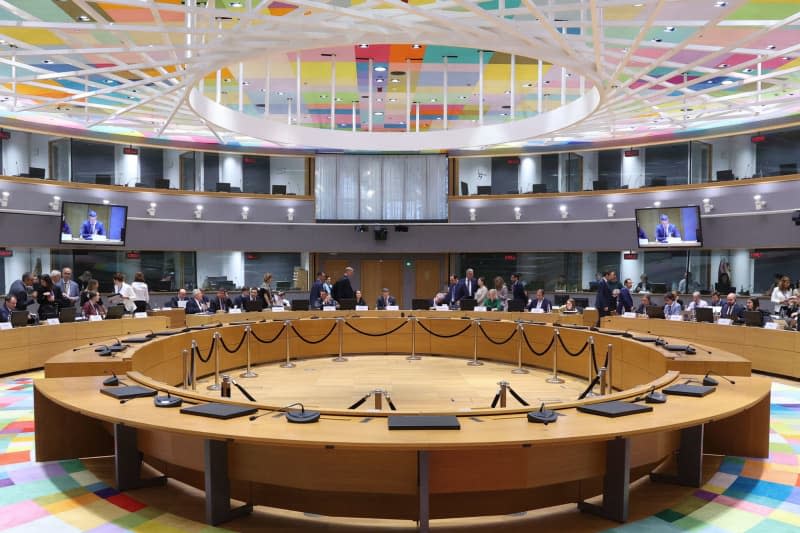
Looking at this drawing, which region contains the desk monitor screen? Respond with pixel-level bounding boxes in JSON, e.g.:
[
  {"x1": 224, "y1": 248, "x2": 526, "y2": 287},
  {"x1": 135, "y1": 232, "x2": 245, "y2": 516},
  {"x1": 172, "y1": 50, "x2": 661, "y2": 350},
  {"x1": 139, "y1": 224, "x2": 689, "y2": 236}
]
[
  {"x1": 695, "y1": 307, "x2": 714, "y2": 323},
  {"x1": 291, "y1": 299, "x2": 309, "y2": 311},
  {"x1": 29, "y1": 167, "x2": 45, "y2": 178},
  {"x1": 10, "y1": 311, "x2": 29, "y2": 328},
  {"x1": 215, "y1": 182, "x2": 231, "y2": 193},
  {"x1": 339, "y1": 298, "x2": 356, "y2": 311},
  {"x1": 60, "y1": 201, "x2": 127, "y2": 246},
  {"x1": 476, "y1": 185, "x2": 492, "y2": 195},
  {"x1": 155, "y1": 178, "x2": 170, "y2": 189},
  {"x1": 716, "y1": 169, "x2": 734, "y2": 181},
  {"x1": 743, "y1": 310, "x2": 764, "y2": 327},
  {"x1": 95, "y1": 174, "x2": 112, "y2": 185},
  {"x1": 645, "y1": 305, "x2": 666, "y2": 319},
  {"x1": 412, "y1": 298, "x2": 431, "y2": 310},
  {"x1": 271, "y1": 184, "x2": 287, "y2": 195},
  {"x1": 507, "y1": 300, "x2": 525, "y2": 312},
  {"x1": 635, "y1": 205, "x2": 702, "y2": 249},
  {"x1": 459, "y1": 298, "x2": 476, "y2": 311}
]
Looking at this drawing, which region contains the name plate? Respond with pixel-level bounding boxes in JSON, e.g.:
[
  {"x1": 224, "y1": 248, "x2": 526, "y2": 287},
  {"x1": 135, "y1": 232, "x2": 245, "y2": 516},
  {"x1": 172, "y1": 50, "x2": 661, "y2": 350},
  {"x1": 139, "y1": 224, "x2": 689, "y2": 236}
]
[
  {"x1": 436, "y1": 305, "x2": 450, "y2": 311},
  {"x1": 177, "y1": 300, "x2": 187, "y2": 309},
  {"x1": 386, "y1": 305, "x2": 399, "y2": 311},
  {"x1": 134, "y1": 312, "x2": 148, "y2": 319},
  {"x1": 271, "y1": 306, "x2": 285, "y2": 312},
  {"x1": 764, "y1": 322, "x2": 779, "y2": 330},
  {"x1": 229, "y1": 308, "x2": 242, "y2": 314},
  {"x1": 89, "y1": 314, "x2": 103, "y2": 322},
  {"x1": 474, "y1": 306, "x2": 487, "y2": 312},
  {"x1": 668, "y1": 314, "x2": 683, "y2": 321},
  {"x1": 530, "y1": 308, "x2": 544, "y2": 314},
  {"x1": 623, "y1": 312, "x2": 637, "y2": 318},
  {"x1": 46, "y1": 318, "x2": 60, "y2": 325},
  {"x1": 322, "y1": 306, "x2": 337, "y2": 312},
  {"x1": 0, "y1": 322, "x2": 12, "y2": 330},
  {"x1": 711, "y1": 306, "x2": 722, "y2": 314},
  {"x1": 717, "y1": 318, "x2": 732, "y2": 326},
  {"x1": 355, "y1": 305, "x2": 369, "y2": 311}
]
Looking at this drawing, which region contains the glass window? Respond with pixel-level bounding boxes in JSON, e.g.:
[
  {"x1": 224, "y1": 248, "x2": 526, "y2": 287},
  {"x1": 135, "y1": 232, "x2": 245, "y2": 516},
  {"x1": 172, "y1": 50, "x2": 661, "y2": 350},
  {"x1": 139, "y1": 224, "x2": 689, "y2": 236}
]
[
  {"x1": 244, "y1": 253, "x2": 303, "y2": 291},
  {"x1": 643, "y1": 250, "x2": 691, "y2": 293},
  {"x1": 597, "y1": 149, "x2": 621, "y2": 189},
  {"x1": 540, "y1": 154, "x2": 559, "y2": 193},
  {"x1": 179, "y1": 152, "x2": 195, "y2": 191},
  {"x1": 755, "y1": 129, "x2": 800, "y2": 177},
  {"x1": 689, "y1": 141, "x2": 711, "y2": 184},
  {"x1": 70, "y1": 140, "x2": 115, "y2": 184},
  {"x1": 565, "y1": 152, "x2": 583, "y2": 192},
  {"x1": 644, "y1": 143, "x2": 689, "y2": 187},
  {"x1": 139, "y1": 148, "x2": 164, "y2": 188},
  {"x1": 752, "y1": 249, "x2": 800, "y2": 295},
  {"x1": 596, "y1": 252, "x2": 621, "y2": 288},
  {"x1": 455, "y1": 253, "x2": 582, "y2": 292},
  {"x1": 203, "y1": 153, "x2": 220, "y2": 192}
]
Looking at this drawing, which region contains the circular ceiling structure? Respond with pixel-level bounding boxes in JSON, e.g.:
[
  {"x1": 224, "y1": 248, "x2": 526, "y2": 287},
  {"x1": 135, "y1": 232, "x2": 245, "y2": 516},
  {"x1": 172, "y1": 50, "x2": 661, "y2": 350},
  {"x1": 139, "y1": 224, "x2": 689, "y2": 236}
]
[{"x1": 0, "y1": 0, "x2": 799, "y2": 152}]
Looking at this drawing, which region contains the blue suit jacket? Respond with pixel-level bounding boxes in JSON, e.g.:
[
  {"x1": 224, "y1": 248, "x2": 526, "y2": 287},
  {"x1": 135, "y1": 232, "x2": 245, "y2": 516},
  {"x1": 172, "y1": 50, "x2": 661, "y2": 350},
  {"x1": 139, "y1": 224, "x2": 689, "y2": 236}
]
[
  {"x1": 185, "y1": 297, "x2": 209, "y2": 314},
  {"x1": 309, "y1": 280, "x2": 323, "y2": 304},
  {"x1": 79, "y1": 220, "x2": 106, "y2": 239},
  {"x1": 617, "y1": 287, "x2": 634, "y2": 314},
  {"x1": 454, "y1": 278, "x2": 478, "y2": 302},
  {"x1": 511, "y1": 280, "x2": 527, "y2": 302},
  {"x1": 720, "y1": 302, "x2": 744, "y2": 320},
  {"x1": 0, "y1": 304, "x2": 13, "y2": 322},
  {"x1": 526, "y1": 297, "x2": 552, "y2": 312},
  {"x1": 375, "y1": 295, "x2": 397, "y2": 309},
  {"x1": 442, "y1": 284, "x2": 458, "y2": 305},
  {"x1": 655, "y1": 223, "x2": 680, "y2": 243},
  {"x1": 595, "y1": 278, "x2": 613, "y2": 316}
]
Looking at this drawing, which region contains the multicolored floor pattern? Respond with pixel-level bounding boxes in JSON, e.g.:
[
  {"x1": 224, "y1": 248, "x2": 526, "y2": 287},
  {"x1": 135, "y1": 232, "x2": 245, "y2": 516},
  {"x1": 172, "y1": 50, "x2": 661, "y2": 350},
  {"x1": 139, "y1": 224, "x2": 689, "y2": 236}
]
[{"x1": 0, "y1": 375, "x2": 798, "y2": 532}]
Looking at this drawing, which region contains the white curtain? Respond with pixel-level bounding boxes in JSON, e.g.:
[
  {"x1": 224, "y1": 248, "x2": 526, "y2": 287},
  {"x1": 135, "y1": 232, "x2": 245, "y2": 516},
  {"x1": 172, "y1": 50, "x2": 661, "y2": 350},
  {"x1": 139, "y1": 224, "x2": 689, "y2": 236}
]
[
  {"x1": 383, "y1": 156, "x2": 406, "y2": 220},
  {"x1": 336, "y1": 155, "x2": 359, "y2": 220},
  {"x1": 359, "y1": 156, "x2": 382, "y2": 219},
  {"x1": 314, "y1": 156, "x2": 337, "y2": 219}
]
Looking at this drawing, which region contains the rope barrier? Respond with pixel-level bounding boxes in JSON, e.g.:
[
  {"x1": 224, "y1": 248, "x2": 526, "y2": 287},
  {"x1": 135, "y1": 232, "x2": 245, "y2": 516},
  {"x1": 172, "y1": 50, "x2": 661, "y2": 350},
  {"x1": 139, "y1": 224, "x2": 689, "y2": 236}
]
[
  {"x1": 249, "y1": 324, "x2": 286, "y2": 344},
  {"x1": 192, "y1": 337, "x2": 216, "y2": 363},
  {"x1": 344, "y1": 320, "x2": 408, "y2": 337},
  {"x1": 478, "y1": 323, "x2": 517, "y2": 345},
  {"x1": 415, "y1": 320, "x2": 473, "y2": 338},
  {"x1": 521, "y1": 329, "x2": 555, "y2": 356},
  {"x1": 555, "y1": 334, "x2": 590, "y2": 357},
  {"x1": 218, "y1": 330, "x2": 248, "y2": 353},
  {"x1": 291, "y1": 322, "x2": 338, "y2": 344}
]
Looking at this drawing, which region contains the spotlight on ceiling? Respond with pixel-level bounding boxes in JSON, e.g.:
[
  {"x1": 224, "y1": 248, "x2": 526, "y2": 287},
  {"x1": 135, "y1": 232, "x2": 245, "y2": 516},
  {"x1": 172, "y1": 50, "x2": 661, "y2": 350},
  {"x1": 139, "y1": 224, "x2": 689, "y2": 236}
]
[
  {"x1": 146, "y1": 202, "x2": 156, "y2": 217},
  {"x1": 606, "y1": 203, "x2": 616, "y2": 218},
  {"x1": 702, "y1": 198, "x2": 714, "y2": 213},
  {"x1": 753, "y1": 194, "x2": 766, "y2": 211},
  {"x1": 469, "y1": 208, "x2": 476, "y2": 222},
  {"x1": 193, "y1": 204, "x2": 203, "y2": 219},
  {"x1": 559, "y1": 205, "x2": 568, "y2": 219}
]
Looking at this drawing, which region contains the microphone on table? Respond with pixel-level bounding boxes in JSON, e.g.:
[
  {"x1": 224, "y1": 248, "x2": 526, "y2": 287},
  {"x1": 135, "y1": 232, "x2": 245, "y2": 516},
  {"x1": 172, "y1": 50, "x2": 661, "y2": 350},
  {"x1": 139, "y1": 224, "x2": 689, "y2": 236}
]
[
  {"x1": 702, "y1": 370, "x2": 735, "y2": 386},
  {"x1": 687, "y1": 344, "x2": 711, "y2": 354},
  {"x1": 73, "y1": 342, "x2": 95, "y2": 351},
  {"x1": 249, "y1": 402, "x2": 320, "y2": 424},
  {"x1": 103, "y1": 371, "x2": 126, "y2": 386},
  {"x1": 527, "y1": 402, "x2": 558, "y2": 425}
]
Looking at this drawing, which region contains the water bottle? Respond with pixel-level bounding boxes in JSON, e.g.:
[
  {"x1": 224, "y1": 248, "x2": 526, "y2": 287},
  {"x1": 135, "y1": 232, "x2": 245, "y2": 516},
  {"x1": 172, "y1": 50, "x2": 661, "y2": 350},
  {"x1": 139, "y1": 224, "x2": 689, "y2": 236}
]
[{"x1": 221, "y1": 375, "x2": 231, "y2": 398}]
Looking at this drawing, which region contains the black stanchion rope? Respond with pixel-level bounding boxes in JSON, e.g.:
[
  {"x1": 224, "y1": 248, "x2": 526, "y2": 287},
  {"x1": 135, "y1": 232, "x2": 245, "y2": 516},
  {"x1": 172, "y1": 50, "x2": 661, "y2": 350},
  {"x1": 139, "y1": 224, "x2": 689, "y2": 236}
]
[
  {"x1": 192, "y1": 337, "x2": 216, "y2": 363},
  {"x1": 291, "y1": 323, "x2": 338, "y2": 344},
  {"x1": 556, "y1": 334, "x2": 590, "y2": 357},
  {"x1": 521, "y1": 329, "x2": 555, "y2": 356},
  {"x1": 415, "y1": 320, "x2": 473, "y2": 338},
  {"x1": 478, "y1": 323, "x2": 517, "y2": 345},
  {"x1": 218, "y1": 330, "x2": 248, "y2": 353},
  {"x1": 249, "y1": 325, "x2": 286, "y2": 344},
  {"x1": 344, "y1": 320, "x2": 408, "y2": 337}
]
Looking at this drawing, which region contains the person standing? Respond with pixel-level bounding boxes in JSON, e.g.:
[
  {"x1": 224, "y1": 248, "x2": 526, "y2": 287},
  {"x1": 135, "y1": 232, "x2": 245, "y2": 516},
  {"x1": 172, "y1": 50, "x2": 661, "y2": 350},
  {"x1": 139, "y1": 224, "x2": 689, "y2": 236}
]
[
  {"x1": 617, "y1": 278, "x2": 634, "y2": 314},
  {"x1": 595, "y1": 270, "x2": 616, "y2": 319},
  {"x1": 58, "y1": 267, "x2": 81, "y2": 306},
  {"x1": 455, "y1": 268, "x2": 478, "y2": 303},
  {"x1": 131, "y1": 272, "x2": 150, "y2": 312},
  {"x1": 332, "y1": 267, "x2": 355, "y2": 301},
  {"x1": 475, "y1": 277, "x2": 488, "y2": 306},
  {"x1": 8, "y1": 272, "x2": 35, "y2": 311},
  {"x1": 510, "y1": 273, "x2": 527, "y2": 304},
  {"x1": 112, "y1": 273, "x2": 137, "y2": 313},
  {"x1": 309, "y1": 271, "x2": 325, "y2": 305}
]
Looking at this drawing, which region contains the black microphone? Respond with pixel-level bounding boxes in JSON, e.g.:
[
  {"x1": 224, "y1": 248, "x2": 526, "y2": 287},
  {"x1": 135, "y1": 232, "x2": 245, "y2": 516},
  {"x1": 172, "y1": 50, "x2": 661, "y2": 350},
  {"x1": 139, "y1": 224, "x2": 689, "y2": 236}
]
[
  {"x1": 231, "y1": 379, "x2": 256, "y2": 402},
  {"x1": 153, "y1": 391, "x2": 182, "y2": 407},
  {"x1": 73, "y1": 341, "x2": 95, "y2": 351},
  {"x1": 528, "y1": 402, "x2": 558, "y2": 424},
  {"x1": 687, "y1": 344, "x2": 712, "y2": 354},
  {"x1": 103, "y1": 371, "x2": 122, "y2": 386},
  {"x1": 249, "y1": 402, "x2": 320, "y2": 423},
  {"x1": 703, "y1": 370, "x2": 735, "y2": 386}
]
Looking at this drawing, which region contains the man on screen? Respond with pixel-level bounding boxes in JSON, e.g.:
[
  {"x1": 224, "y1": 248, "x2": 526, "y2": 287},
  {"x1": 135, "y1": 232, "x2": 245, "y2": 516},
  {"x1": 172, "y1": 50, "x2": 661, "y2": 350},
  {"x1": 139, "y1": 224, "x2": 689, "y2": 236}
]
[
  {"x1": 79, "y1": 210, "x2": 106, "y2": 239},
  {"x1": 655, "y1": 214, "x2": 680, "y2": 243}
]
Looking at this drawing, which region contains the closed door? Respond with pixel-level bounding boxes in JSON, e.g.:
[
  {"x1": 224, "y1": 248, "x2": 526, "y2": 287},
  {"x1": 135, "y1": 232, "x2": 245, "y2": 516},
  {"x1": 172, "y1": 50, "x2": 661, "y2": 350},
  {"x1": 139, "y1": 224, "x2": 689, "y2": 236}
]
[
  {"x1": 361, "y1": 260, "x2": 403, "y2": 308},
  {"x1": 320, "y1": 259, "x2": 349, "y2": 292},
  {"x1": 415, "y1": 259, "x2": 442, "y2": 300}
]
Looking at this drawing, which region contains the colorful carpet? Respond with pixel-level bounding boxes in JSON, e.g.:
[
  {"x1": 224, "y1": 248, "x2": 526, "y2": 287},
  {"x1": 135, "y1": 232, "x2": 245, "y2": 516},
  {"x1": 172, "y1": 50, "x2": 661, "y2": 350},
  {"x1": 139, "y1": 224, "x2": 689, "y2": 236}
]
[{"x1": 0, "y1": 375, "x2": 798, "y2": 532}]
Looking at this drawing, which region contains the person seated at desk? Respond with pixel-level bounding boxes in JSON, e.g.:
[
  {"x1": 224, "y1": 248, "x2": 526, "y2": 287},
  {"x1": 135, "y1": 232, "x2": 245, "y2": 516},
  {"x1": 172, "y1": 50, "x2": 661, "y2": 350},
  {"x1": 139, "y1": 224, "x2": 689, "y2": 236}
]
[
  {"x1": 81, "y1": 291, "x2": 105, "y2": 318},
  {"x1": 168, "y1": 288, "x2": 189, "y2": 308},
  {"x1": 209, "y1": 289, "x2": 233, "y2": 313},
  {"x1": 635, "y1": 294, "x2": 651, "y2": 315},
  {"x1": 0, "y1": 295, "x2": 17, "y2": 322},
  {"x1": 185, "y1": 289, "x2": 210, "y2": 314},
  {"x1": 355, "y1": 290, "x2": 368, "y2": 308},
  {"x1": 79, "y1": 210, "x2": 106, "y2": 240},
  {"x1": 312, "y1": 289, "x2": 338, "y2": 310},
  {"x1": 231, "y1": 287, "x2": 250, "y2": 308},
  {"x1": 561, "y1": 298, "x2": 581, "y2": 313},
  {"x1": 686, "y1": 291, "x2": 708, "y2": 311},
  {"x1": 634, "y1": 274, "x2": 652, "y2": 293},
  {"x1": 484, "y1": 289, "x2": 504, "y2": 311},
  {"x1": 375, "y1": 288, "x2": 396, "y2": 310},
  {"x1": 80, "y1": 279, "x2": 102, "y2": 307},
  {"x1": 655, "y1": 214, "x2": 680, "y2": 243},
  {"x1": 720, "y1": 292, "x2": 743, "y2": 321},
  {"x1": 526, "y1": 289, "x2": 552, "y2": 312},
  {"x1": 61, "y1": 216, "x2": 71, "y2": 236},
  {"x1": 663, "y1": 292, "x2": 682, "y2": 318},
  {"x1": 710, "y1": 291, "x2": 722, "y2": 307}
]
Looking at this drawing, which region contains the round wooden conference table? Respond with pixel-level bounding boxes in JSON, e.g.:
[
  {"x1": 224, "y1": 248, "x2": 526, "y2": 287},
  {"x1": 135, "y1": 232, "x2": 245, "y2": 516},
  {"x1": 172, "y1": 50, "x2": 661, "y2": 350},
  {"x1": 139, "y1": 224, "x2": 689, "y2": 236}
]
[{"x1": 35, "y1": 311, "x2": 770, "y2": 532}]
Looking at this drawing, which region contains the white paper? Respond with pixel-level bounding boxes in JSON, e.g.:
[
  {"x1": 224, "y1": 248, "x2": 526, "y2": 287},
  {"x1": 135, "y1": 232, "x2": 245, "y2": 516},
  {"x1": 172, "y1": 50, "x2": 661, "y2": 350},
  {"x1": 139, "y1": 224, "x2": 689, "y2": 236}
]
[
  {"x1": 436, "y1": 305, "x2": 450, "y2": 311},
  {"x1": 386, "y1": 305, "x2": 399, "y2": 311},
  {"x1": 764, "y1": 322, "x2": 779, "y2": 330},
  {"x1": 712, "y1": 306, "x2": 722, "y2": 314},
  {"x1": 134, "y1": 312, "x2": 148, "y2": 319},
  {"x1": 474, "y1": 306, "x2": 487, "y2": 312},
  {"x1": 271, "y1": 306, "x2": 285, "y2": 312},
  {"x1": 177, "y1": 300, "x2": 187, "y2": 309},
  {"x1": 623, "y1": 312, "x2": 637, "y2": 318},
  {"x1": 717, "y1": 318, "x2": 732, "y2": 326},
  {"x1": 530, "y1": 308, "x2": 544, "y2": 314},
  {"x1": 322, "y1": 306, "x2": 337, "y2": 312},
  {"x1": 668, "y1": 314, "x2": 683, "y2": 321},
  {"x1": 89, "y1": 314, "x2": 102, "y2": 322},
  {"x1": 229, "y1": 308, "x2": 242, "y2": 314},
  {"x1": 355, "y1": 305, "x2": 369, "y2": 311},
  {"x1": 46, "y1": 318, "x2": 60, "y2": 325},
  {"x1": 0, "y1": 322, "x2": 12, "y2": 330}
]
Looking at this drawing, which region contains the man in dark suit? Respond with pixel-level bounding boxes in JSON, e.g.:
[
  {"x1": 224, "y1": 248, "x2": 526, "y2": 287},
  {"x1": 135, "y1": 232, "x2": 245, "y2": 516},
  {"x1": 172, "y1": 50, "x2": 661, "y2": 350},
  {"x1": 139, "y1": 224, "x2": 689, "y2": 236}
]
[
  {"x1": 720, "y1": 292, "x2": 744, "y2": 321},
  {"x1": 57, "y1": 267, "x2": 81, "y2": 306},
  {"x1": 312, "y1": 289, "x2": 339, "y2": 310},
  {"x1": 79, "y1": 210, "x2": 106, "y2": 239},
  {"x1": 442, "y1": 275, "x2": 459, "y2": 305},
  {"x1": 332, "y1": 267, "x2": 354, "y2": 301},
  {"x1": 209, "y1": 289, "x2": 233, "y2": 313},
  {"x1": 0, "y1": 295, "x2": 16, "y2": 322},
  {"x1": 454, "y1": 268, "x2": 478, "y2": 304},
  {"x1": 8, "y1": 272, "x2": 34, "y2": 311},
  {"x1": 595, "y1": 270, "x2": 616, "y2": 318},
  {"x1": 168, "y1": 288, "x2": 189, "y2": 308},
  {"x1": 376, "y1": 288, "x2": 397, "y2": 310},
  {"x1": 309, "y1": 271, "x2": 325, "y2": 305},
  {"x1": 510, "y1": 273, "x2": 527, "y2": 303},
  {"x1": 232, "y1": 287, "x2": 250, "y2": 308},
  {"x1": 185, "y1": 289, "x2": 210, "y2": 314},
  {"x1": 635, "y1": 294, "x2": 651, "y2": 314},
  {"x1": 617, "y1": 278, "x2": 634, "y2": 314},
  {"x1": 655, "y1": 214, "x2": 680, "y2": 243},
  {"x1": 526, "y1": 289, "x2": 552, "y2": 312}
]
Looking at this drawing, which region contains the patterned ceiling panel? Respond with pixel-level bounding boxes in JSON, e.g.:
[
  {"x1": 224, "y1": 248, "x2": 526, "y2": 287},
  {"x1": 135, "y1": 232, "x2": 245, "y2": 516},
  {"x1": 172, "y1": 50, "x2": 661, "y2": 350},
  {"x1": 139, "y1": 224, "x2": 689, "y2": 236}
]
[{"x1": 0, "y1": 0, "x2": 796, "y2": 150}]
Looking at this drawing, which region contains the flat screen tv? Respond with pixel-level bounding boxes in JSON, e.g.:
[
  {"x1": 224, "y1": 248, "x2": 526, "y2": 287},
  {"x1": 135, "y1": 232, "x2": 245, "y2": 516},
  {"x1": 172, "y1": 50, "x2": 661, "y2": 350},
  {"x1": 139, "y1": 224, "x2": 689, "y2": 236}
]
[
  {"x1": 635, "y1": 205, "x2": 702, "y2": 249},
  {"x1": 60, "y1": 201, "x2": 127, "y2": 246}
]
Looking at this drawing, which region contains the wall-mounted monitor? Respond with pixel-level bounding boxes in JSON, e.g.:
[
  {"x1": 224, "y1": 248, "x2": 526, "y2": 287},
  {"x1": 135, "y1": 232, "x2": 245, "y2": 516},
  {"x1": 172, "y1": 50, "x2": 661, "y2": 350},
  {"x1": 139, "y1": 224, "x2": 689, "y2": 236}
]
[
  {"x1": 60, "y1": 201, "x2": 127, "y2": 246},
  {"x1": 635, "y1": 205, "x2": 702, "y2": 249}
]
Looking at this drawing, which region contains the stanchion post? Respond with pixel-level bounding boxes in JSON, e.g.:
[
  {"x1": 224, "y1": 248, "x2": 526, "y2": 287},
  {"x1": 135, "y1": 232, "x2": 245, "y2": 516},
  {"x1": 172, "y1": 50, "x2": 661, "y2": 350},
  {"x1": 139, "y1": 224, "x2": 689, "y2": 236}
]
[
  {"x1": 240, "y1": 325, "x2": 257, "y2": 378},
  {"x1": 511, "y1": 320, "x2": 529, "y2": 374},
  {"x1": 332, "y1": 317, "x2": 347, "y2": 362},
  {"x1": 280, "y1": 319, "x2": 295, "y2": 368},
  {"x1": 407, "y1": 316, "x2": 421, "y2": 360},
  {"x1": 190, "y1": 340, "x2": 197, "y2": 391},
  {"x1": 207, "y1": 332, "x2": 221, "y2": 391},
  {"x1": 607, "y1": 343, "x2": 614, "y2": 392},
  {"x1": 182, "y1": 348, "x2": 189, "y2": 389},
  {"x1": 585, "y1": 335, "x2": 596, "y2": 396},
  {"x1": 468, "y1": 319, "x2": 484, "y2": 366},
  {"x1": 546, "y1": 328, "x2": 565, "y2": 384}
]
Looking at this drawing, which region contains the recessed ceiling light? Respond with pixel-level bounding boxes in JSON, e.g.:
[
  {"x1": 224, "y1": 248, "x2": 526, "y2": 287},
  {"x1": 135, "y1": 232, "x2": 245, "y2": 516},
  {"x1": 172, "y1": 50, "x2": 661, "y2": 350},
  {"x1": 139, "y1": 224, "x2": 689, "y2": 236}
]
[
  {"x1": 721, "y1": 80, "x2": 733, "y2": 85},
  {"x1": 277, "y1": 91, "x2": 284, "y2": 95},
  {"x1": 389, "y1": 98, "x2": 397, "y2": 102},
  {"x1": 664, "y1": 26, "x2": 675, "y2": 32},
  {"x1": 411, "y1": 44, "x2": 422, "y2": 49},
  {"x1": 718, "y1": 63, "x2": 729, "y2": 68},
  {"x1": 391, "y1": 78, "x2": 400, "y2": 83},
  {"x1": 544, "y1": 80, "x2": 550, "y2": 84},
  {"x1": 458, "y1": 95, "x2": 467, "y2": 99},
  {"x1": 374, "y1": 111, "x2": 383, "y2": 116},
  {"x1": 633, "y1": 3, "x2": 644, "y2": 6},
  {"x1": 241, "y1": 81, "x2": 249, "y2": 85},
  {"x1": 230, "y1": 1, "x2": 243, "y2": 6},
  {"x1": 522, "y1": 82, "x2": 533, "y2": 87},
  {"x1": 652, "y1": 38, "x2": 662, "y2": 43},
  {"x1": 374, "y1": 66, "x2": 386, "y2": 72},
  {"x1": 781, "y1": 56, "x2": 791, "y2": 60},
  {"x1": 359, "y1": 44, "x2": 369, "y2": 48},
  {"x1": 376, "y1": 78, "x2": 384, "y2": 83},
  {"x1": 743, "y1": 68, "x2": 753, "y2": 73},
  {"x1": 706, "y1": 79, "x2": 714, "y2": 83},
  {"x1": 435, "y1": 116, "x2": 441, "y2": 120},
  {"x1": 320, "y1": 94, "x2": 327, "y2": 99},
  {"x1": 77, "y1": 15, "x2": 91, "y2": 22},
  {"x1": 430, "y1": 98, "x2": 437, "y2": 102},
  {"x1": 504, "y1": 90, "x2": 511, "y2": 94},
  {"x1": 767, "y1": 45, "x2": 776, "y2": 50},
  {"x1": 42, "y1": 59, "x2": 53, "y2": 64},
  {"x1": 335, "y1": 97, "x2": 342, "y2": 102},
  {"x1": 500, "y1": 112, "x2": 508, "y2": 116},
  {"x1": 714, "y1": 1, "x2": 727, "y2": 6},
  {"x1": 376, "y1": 98, "x2": 383, "y2": 102}
]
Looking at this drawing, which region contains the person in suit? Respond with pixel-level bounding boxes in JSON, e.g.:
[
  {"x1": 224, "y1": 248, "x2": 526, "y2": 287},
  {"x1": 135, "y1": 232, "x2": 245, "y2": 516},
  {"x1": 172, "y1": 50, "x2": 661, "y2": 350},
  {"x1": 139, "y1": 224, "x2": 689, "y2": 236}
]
[
  {"x1": 655, "y1": 214, "x2": 680, "y2": 243},
  {"x1": 510, "y1": 273, "x2": 527, "y2": 304},
  {"x1": 454, "y1": 268, "x2": 478, "y2": 304},
  {"x1": 634, "y1": 274, "x2": 652, "y2": 293},
  {"x1": 185, "y1": 289, "x2": 210, "y2": 314},
  {"x1": 635, "y1": 294, "x2": 651, "y2": 315},
  {"x1": 617, "y1": 278, "x2": 634, "y2": 314},
  {"x1": 309, "y1": 271, "x2": 325, "y2": 305},
  {"x1": 376, "y1": 288, "x2": 397, "y2": 310},
  {"x1": 720, "y1": 292, "x2": 744, "y2": 321},
  {"x1": 209, "y1": 289, "x2": 233, "y2": 313},
  {"x1": 663, "y1": 292, "x2": 682, "y2": 317},
  {"x1": 526, "y1": 289, "x2": 552, "y2": 312},
  {"x1": 637, "y1": 223, "x2": 648, "y2": 241},
  {"x1": 168, "y1": 288, "x2": 189, "y2": 308},
  {"x1": 258, "y1": 273, "x2": 274, "y2": 309},
  {"x1": 58, "y1": 267, "x2": 81, "y2": 305},
  {"x1": 355, "y1": 290, "x2": 367, "y2": 307},
  {"x1": 79, "y1": 210, "x2": 106, "y2": 239},
  {"x1": 0, "y1": 295, "x2": 17, "y2": 322},
  {"x1": 442, "y1": 275, "x2": 459, "y2": 306},
  {"x1": 594, "y1": 270, "x2": 616, "y2": 318},
  {"x1": 35, "y1": 274, "x2": 60, "y2": 320},
  {"x1": 332, "y1": 267, "x2": 355, "y2": 301},
  {"x1": 312, "y1": 289, "x2": 338, "y2": 310},
  {"x1": 61, "y1": 216, "x2": 71, "y2": 236},
  {"x1": 710, "y1": 291, "x2": 722, "y2": 307},
  {"x1": 8, "y1": 272, "x2": 35, "y2": 311}
]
